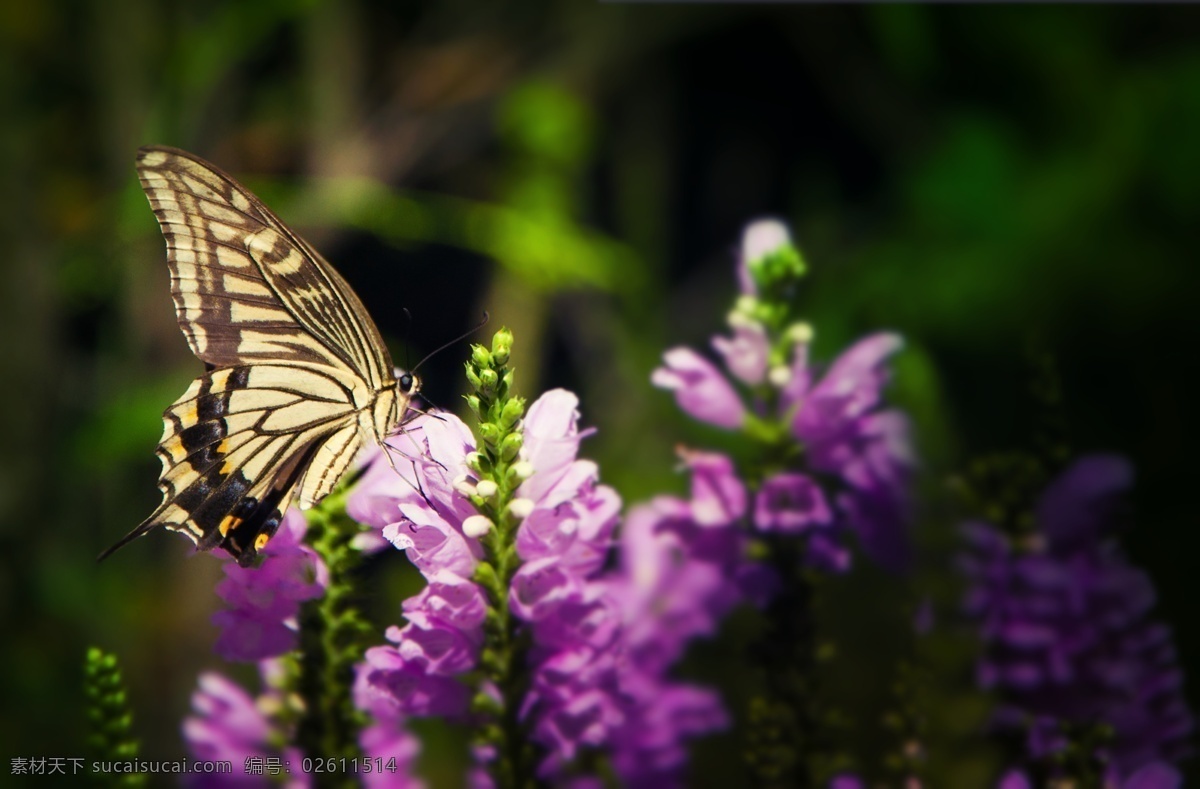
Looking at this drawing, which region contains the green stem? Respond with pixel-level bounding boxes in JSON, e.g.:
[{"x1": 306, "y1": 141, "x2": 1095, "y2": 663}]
[{"x1": 477, "y1": 516, "x2": 535, "y2": 789}]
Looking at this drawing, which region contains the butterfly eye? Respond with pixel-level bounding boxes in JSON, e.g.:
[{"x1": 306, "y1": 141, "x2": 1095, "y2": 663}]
[{"x1": 399, "y1": 373, "x2": 416, "y2": 394}]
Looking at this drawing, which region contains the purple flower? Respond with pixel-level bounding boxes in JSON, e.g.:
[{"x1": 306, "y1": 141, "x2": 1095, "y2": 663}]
[
  {"x1": 651, "y1": 348, "x2": 747, "y2": 430},
  {"x1": 827, "y1": 776, "x2": 867, "y2": 789},
  {"x1": 349, "y1": 413, "x2": 481, "y2": 556},
  {"x1": 591, "y1": 450, "x2": 783, "y2": 784},
  {"x1": 785, "y1": 333, "x2": 915, "y2": 572},
  {"x1": 211, "y1": 509, "x2": 328, "y2": 662},
  {"x1": 680, "y1": 448, "x2": 747, "y2": 527},
  {"x1": 607, "y1": 680, "x2": 727, "y2": 787},
  {"x1": 713, "y1": 320, "x2": 770, "y2": 385},
  {"x1": 615, "y1": 501, "x2": 740, "y2": 674},
  {"x1": 507, "y1": 391, "x2": 633, "y2": 772},
  {"x1": 357, "y1": 715, "x2": 423, "y2": 789},
  {"x1": 482, "y1": 389, "x2": 728, "y2": 784},
  {"x1": 349, "y1": 411, "x2": 489, "y2": 727},
  {"x1": 182, "y1": 670, "x2": 308, "y2": 788},
  {"x1": 350, "y1": 657, "x2": 428, "y2": 789},
  {"x1": 753, "y1": 472, "x2": 832, "y2": 534},
  {"x1": 356, "y1": 634, "x2": 472, "y2": 719},
  {"x1": 962, "y1": 455, "x2": 1194, "y2": 782},
  {"x1": 185, "y1": 660, "x2": 424, "y2": 787}
]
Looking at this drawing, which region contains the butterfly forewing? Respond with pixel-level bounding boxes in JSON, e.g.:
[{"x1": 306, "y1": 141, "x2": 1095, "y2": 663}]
[
  {"x1": 136, "y1": 146, "x2": 393, "y2": 386},
  {"x1": 101, "y1": 146, "x2": 412, "y2": 566}
]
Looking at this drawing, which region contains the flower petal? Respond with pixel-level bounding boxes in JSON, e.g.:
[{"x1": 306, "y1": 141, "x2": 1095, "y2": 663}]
[{"x1": 652, "y1": 348, "x2": 746, "y2": 430}]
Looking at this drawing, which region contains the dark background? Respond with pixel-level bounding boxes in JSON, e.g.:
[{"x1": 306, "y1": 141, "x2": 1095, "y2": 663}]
[{"x1": 2, "y1": 2, "x2": 1197, "y2": 785}]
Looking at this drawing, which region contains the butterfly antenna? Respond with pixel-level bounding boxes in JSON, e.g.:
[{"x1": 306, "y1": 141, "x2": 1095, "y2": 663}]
[{"x1": 411, "y1": 311, "x2": 490, "y2": 374}]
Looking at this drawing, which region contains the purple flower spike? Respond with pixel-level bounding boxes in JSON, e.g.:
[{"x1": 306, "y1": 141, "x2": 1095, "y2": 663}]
[
  {"x1": 963, "y1": 455, "x2": 1194, "y2": 783},
  {"x1": 652, "y1": 348, "x2": 747, "y2": 430},
  {"x1": 212, "y1": 509, "x2": 328, "y2": 662}
]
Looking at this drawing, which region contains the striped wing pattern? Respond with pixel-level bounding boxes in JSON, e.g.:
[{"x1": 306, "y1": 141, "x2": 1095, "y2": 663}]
[
  {"x1": 135, "y1": 146, "x2": 392, "y2": 386},
  {"x1": 101, "y1": 146, "x2": 407, "y2": 566}
]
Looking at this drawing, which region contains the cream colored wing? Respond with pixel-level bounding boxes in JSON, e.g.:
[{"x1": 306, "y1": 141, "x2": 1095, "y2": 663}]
[{"x1": 135, "y1": 145, "x2": 394, "y2": 389}]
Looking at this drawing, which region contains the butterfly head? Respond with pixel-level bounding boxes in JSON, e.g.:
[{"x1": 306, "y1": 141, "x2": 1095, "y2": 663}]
[{"x1": 398, "y1": 371, "x2": 420, "y2": 400}]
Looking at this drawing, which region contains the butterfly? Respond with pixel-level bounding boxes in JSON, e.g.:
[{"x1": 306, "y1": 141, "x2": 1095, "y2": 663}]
[{"x1": 99, "y1": 145, "x2": 419, "y2": 566}]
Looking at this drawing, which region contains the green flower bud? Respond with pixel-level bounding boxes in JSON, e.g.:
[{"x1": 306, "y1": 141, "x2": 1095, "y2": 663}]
[
  {"x1": 498, "y1": 398, "x2": 525, "y2": 430},
  {"x1": 471, "y1": 691, "x2": 503, "y2": 716},
  {"x1": 473, "y1": 561, "x2": 502, "y2": 594},
  {"x1": 785, "y1": 322, "x2": 814, "y2": 345},
  {"x1": 464, "y1": 363, "x2": 482, "y2": 390},
  {"x1": 478, "y1": 368, "x2": 499, "y2": 392},
  {"x1": 464, "y1": 394, "x2": 483, "y2": 417},
  {"x1": 471, "y1": 344, "x2": 493, "y2": 369},
  {"x1": 477, "y1": 422, "x2": 502, "y2": 447},
  {"x1": 478, "y1": 648, "x2": 502, "y2": 674},
  {"x1": 499, "y1": 432, "x2": 523, "y2": 461},
  {"x1": 491, "y1": 327, "x2": 514, "y2": 364}
]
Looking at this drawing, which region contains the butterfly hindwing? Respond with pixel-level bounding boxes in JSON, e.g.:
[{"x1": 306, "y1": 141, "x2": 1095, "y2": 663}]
[{"x1": 101, "y1": 364, "x2": 364, "y2": 565}]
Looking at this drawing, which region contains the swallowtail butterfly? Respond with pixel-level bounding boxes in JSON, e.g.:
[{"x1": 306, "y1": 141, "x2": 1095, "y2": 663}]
[{"x1": 100, "y1": 146, "x2": 418, "y2": 566}]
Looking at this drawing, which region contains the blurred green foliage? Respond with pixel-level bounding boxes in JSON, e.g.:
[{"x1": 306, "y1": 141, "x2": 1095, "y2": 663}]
[{"x1": 1, "y1": 1, "x2": 1197, "y2": 785}]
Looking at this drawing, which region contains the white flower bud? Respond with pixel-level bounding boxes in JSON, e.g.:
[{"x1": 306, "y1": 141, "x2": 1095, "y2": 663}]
[
  {"x1": 508, "y1": 498, "x2": 535, "y2": 520},
  {"x1": 734, "y1": 295, "x2": 758, "y2": 315},
  {"x1": 511, "y1": 461, "x2": 535, "y2": 481},
  {"x1": 475, "y1": 479, "x2": 499, "y2": 499},
  {"x1": 726, "y1": 309, "x2": 756, "y2": 329},
  {"x1": 786, "y1": 322, "x2": 814, "y2": 345},
  {"x1": 452, "y1": 475, "x2": 478, "y2": 497},
  {"x1": 768, "y1": 365, "x2": 792, "y2": 388},
  {"x1": 462, "y1": 515, "x2": 494, "y2": 538}
]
